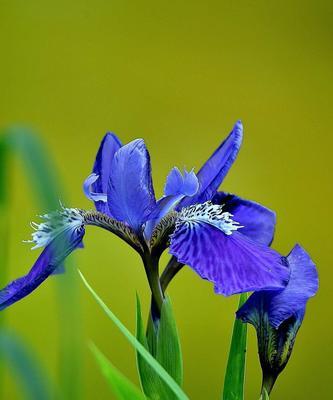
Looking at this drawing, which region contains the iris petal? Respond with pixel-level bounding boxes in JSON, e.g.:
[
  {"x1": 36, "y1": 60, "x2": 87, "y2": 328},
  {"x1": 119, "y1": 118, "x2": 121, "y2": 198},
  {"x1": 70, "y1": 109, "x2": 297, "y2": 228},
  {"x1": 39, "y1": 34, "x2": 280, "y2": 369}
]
[
  {"x1": 144, "y1": 168, "x2": 199, "y2": 239},
  {"x1": 83, "y1": 173, "x2": 108, "y2": 202},
  {"x1": 88, "y1": 132, "x2": 122, "y2": 214},
  {"x1": 213, "y1": 192, "x2": 276, "y2": 246},
  {"x1": 0, "y1": 227, "x2": 85, "y2": 310},
  {"x1": 164, "y1": 167, "x2": 199, "y2": 197},
  {"x1": 179, "y1": 121, "x2": 243, "y2": 208},
  {"x1": 107, "y1": 139, "x2": 156, "y2": 233},
  {"x1": 237, "y1": 244, "x2": 318, "y2": 328},
  {"x1": 170, "y1": 217, "x2": 289, "y2": 296}
]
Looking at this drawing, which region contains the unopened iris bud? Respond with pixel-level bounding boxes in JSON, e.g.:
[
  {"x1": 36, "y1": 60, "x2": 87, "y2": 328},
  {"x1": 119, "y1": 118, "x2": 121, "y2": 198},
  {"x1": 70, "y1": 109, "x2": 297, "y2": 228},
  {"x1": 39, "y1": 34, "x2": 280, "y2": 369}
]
[
  {"x1": 236, "y1": 244, "x2": 318, "y2": 396},
  {"x1": 255, "y1": 309, "x2": 304, "y2": 394}
]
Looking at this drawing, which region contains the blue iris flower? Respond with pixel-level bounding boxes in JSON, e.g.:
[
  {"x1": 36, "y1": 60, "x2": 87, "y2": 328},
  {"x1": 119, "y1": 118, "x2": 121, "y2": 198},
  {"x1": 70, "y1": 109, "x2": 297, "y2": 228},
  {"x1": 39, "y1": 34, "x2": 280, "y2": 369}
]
[
  {"x1": 236, "y1": 244, "x2": 319, "y2": 395},
  {"x1": 0, "y1": 121, "x2": 289, "y2": 310}
]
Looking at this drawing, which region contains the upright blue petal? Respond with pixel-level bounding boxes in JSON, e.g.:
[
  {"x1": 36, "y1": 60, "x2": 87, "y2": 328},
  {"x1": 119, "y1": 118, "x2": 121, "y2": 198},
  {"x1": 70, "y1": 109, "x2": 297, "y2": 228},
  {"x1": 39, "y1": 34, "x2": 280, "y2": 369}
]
[
  {"x1": 212, "y1": 192, "x2": 276, "y2": 246},
  {"x1": 164, "y1": 167, "x2": 199, "y2": 197},
  {"x1": 84, "y1": 132, "x2": 122, "y2": 215},
  {"x1": 144, "y1": 168, "x2": 199, "y2": 239},
  {"x1": 170, "y1": 202, "x2": 289, "y2": 296},
  {"x1": 237, "y1": 244, "x2": 318, "y2": 328},
  {"x1": 179, "y1": 121, "x2": 243, "y2": 207},
  {"x1": 0, "y1": 227, "x2": 85, "y2": 310},
  {"x1": 83, "y1": 173, "x2": 108, "y2": 203},
  {"x1": 107, "y1": 139, "x2": 156, "y2": 233}
]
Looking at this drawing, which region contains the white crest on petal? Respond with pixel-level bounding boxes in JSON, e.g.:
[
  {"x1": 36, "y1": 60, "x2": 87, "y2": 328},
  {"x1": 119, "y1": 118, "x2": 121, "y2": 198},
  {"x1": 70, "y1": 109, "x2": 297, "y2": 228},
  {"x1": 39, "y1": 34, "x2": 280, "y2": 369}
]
[
  {"x1": 24, "y1": 207, "x2": 84, "y2": 249},
  {"x1": 177, "y1": 201, "x2": 243, "y2": 235}
]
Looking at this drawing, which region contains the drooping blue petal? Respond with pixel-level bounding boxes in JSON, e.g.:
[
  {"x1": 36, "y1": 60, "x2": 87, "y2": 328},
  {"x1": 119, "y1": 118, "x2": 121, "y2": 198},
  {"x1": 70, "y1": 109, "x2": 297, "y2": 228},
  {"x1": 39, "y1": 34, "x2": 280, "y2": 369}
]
[
  {"x1": 169, "y1": 202, "x2": 289, "y2": 296},
  {"x1": 107, "y1": 139, "x2": 156, "y2": 233},
  {"x1": 0, "y1": 226, "x2": 85, "y2": 310},
  {"x1": 179, "y1": 121, "x2": 243, "y2": 208},
  {"x1": 85, "y1": 132, "x2": 122, "y2": 214},
  {"x1": 212, "y1": 192, "x2": 276, "y2": 246},
  {"x1": 51, "y1": 262, "x2": 66, "y2": 275},
  {"x1": 237, "y1": 244, "x2": 318, "y2": 328}
]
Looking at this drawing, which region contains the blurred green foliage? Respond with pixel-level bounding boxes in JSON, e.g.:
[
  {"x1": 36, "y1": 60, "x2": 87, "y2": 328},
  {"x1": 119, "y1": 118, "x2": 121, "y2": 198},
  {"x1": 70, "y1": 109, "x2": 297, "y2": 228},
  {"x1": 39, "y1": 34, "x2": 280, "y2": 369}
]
[
  {"x1": 0, "y1": 1, "x2": 331, "y2": 399},
  {"x1": 0, "y1": 128, "x2": 82, "y2": 399}
]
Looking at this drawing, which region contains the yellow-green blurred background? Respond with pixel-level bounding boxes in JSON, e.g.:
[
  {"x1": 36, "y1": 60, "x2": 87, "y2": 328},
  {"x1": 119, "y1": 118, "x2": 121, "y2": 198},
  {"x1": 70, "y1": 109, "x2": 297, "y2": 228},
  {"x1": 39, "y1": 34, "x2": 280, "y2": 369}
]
[{"x1": 1, "y1": 1, "x2": 332, "y2": 399}]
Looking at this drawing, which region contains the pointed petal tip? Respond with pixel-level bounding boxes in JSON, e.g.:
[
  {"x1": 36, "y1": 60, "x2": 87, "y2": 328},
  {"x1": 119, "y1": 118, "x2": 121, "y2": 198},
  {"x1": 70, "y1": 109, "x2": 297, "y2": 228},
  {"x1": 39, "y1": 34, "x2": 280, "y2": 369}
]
[
  {"x1": 232, "y1": 120, "x2": 243, "y2": 140},
  {"x1": 103, "y1": 132, "x2": 122, "y2": 147},
  {"x1": 287, "y1": 243, "x2": 319, "y2": 296},
  {"x1": 235, "y1": 119, "x2": 243, "y2": 129}
]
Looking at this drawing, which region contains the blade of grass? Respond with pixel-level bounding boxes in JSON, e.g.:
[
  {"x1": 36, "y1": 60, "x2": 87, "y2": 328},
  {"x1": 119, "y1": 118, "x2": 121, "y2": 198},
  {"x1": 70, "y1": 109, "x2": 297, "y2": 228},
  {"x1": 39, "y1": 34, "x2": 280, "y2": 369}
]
[
  {"x1": 0, "y1": 126, "x2": 82, "y2": 399},
  {"x1": 78, "y1": 270, "x2": 189, "y2": 400},
  {"x1": 222, "y1": 293, "x2": 248, "y2": 400},
  {"x1": 90, "y1": 342, "x2": 146, "y2": 400},
  {"x1": 0, "y1": 330, "x2": 51, "y2": 400}
]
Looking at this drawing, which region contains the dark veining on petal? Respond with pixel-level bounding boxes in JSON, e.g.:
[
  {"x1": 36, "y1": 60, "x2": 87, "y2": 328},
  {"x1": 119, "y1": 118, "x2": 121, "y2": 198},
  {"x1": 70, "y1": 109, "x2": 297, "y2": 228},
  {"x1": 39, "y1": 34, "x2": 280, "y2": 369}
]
[
  {"x1": 149, "y1": 211, "x2": 178, "y2": 257},
  {"x1": 82, "y1": 210, "x2": 143, "y2": 252}
]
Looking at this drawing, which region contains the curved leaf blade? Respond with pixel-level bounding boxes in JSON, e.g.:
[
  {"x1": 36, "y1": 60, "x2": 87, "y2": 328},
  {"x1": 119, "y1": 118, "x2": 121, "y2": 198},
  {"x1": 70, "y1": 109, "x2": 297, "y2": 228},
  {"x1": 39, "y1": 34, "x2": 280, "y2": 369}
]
[
  {"x1": 136, "y1": 295, "x2": 183, "y2": 400},
  {"x1": 136, "y1": 295, "x2": 164, "y2": 399},
  {"x1": 79, "y1": 270, "x2": 189, "y2": 400},
  {"x1": 90, "y1": 342, "x2": 146, "y2": 400},
  {"x1": 156, "y1": 297, "x2": 183, "y2": 389}
]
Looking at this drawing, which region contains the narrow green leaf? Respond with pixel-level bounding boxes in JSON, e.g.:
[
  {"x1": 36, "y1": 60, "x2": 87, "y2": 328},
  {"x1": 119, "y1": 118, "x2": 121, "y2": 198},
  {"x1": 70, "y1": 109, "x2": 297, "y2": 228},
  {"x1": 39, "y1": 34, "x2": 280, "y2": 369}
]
[
  {"x1": 136, "y1": 295, "x2": 164, "y2": 399},
  {"x1": 136, "y1": 295, "x2": 183, "y2": 400},
  {"x1": 0, "y1": 330, "x2": 51, "y2": 400},
  {"x1": 222, "y1": 293, "x2": 248, "y2": 400},
  {"x1": 156, "y1": 297, "x2": 183, "y2": 387},
  {"x1": 90, "y1": 342, "x2": 146, "y2": 400},
  {"x1": 259, "y1": 388, "x2": 270, "y2": 400},
  {"x1": 79, "y1": 270, "x2": 189, "y2": 400},
  {"x1": 2, "y1": 127, "x2": 60, "y2": 209}
]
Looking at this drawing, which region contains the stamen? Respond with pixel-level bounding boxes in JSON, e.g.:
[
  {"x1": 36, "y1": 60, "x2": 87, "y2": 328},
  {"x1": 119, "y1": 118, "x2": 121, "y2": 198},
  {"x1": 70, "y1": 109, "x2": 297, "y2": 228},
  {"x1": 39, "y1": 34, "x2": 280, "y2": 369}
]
[
  {"x1": 25, "y1": 207, "x2": 85, "y2": 249},
  {"x1": 177, "y1": 201, "x2": 243, "y2": 235}
]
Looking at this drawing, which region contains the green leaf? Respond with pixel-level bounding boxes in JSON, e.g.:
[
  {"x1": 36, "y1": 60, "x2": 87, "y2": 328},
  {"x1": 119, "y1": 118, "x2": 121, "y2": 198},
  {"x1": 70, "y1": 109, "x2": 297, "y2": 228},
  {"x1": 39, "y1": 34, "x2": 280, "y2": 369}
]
[
  {"x1": 259, "y1": 388, "x2": 270, "y2": 400},
  {"x1": 156, "y1": 297, "x2": 183, "y2": 386},
  {"x1": 136, "y1": 295, "x2": 163, "y2": 399},
  {"x1": 1, "y1": 127, "x2": 61, "y2": 209},
  {"x1": 79, "y1": 270, "x2": 189, "y2": 400},
  {"x1": 136, "y1": 296, "x2": 183, "y2": 400},
  {"x1": 90, "y1": 342, "x2": 146, "y2": 400},
  {"x1": 0, "y1": 330, "x2": 51, "y2": 400},
  {"x1": 222, "y1": 293, "x2": 248, "y2": 400}
]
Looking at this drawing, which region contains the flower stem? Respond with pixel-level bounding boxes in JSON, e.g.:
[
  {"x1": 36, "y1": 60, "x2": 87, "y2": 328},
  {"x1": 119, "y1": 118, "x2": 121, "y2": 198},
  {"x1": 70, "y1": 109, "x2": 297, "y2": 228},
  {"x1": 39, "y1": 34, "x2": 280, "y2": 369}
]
[
  {"x1": 142, "y1": 251, "x2": 164, "y2": 319},
  {"x1": 160, "y1": 256, "x2": 184, "y2": 292},
  {"x1": 260, "y1": 373, "x2": 276, "y2": 397}
]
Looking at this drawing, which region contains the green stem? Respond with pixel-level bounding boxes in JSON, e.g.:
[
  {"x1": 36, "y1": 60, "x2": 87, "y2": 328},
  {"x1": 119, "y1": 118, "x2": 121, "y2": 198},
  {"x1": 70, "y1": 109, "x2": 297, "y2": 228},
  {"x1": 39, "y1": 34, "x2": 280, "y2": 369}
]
[
  {"x1": 160, "y1": 256, "x2": 184, "y2": 292},
  {"x1": 141, "y1": 251, "x2": 164, "y2": 319},
  {"x1": 260, "y1": 374, "x2": 276, "y2": 397}
]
